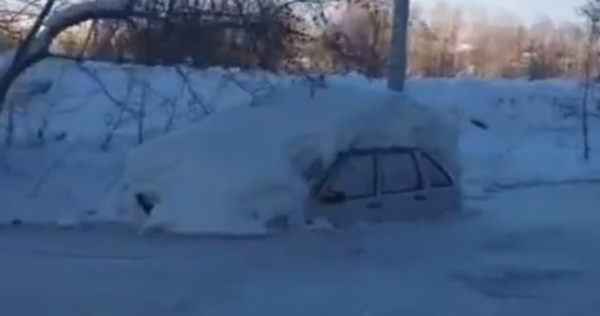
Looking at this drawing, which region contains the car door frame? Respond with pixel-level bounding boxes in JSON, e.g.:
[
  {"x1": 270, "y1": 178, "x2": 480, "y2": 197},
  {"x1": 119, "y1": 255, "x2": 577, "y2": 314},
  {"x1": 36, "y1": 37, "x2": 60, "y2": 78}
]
[
  {"x1": 307, "y1": 149, "x2": 382, "y2": 227},
  {"x1": 374, "y1": 148, "x2": 431, "y2": 221},
  {"x1": 413, "y1": 149, "x2": 462, "y2": 216}
]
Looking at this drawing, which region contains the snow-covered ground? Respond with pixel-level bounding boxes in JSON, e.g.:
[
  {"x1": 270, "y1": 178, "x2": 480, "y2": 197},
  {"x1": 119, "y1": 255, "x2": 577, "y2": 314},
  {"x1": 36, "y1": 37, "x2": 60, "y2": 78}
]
[
  {"x1": 1, "y1": 59, "x2": 600, "y2": 231},
  {"x1": 0, "y1": 182, "x2": 599, "y2": 316}
]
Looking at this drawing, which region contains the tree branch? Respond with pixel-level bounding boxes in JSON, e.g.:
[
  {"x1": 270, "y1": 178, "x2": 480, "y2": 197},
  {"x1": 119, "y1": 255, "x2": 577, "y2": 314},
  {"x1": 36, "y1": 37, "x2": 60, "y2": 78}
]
[{"x1": 0, "y1": 0, "x2": 55, "y2": 114}]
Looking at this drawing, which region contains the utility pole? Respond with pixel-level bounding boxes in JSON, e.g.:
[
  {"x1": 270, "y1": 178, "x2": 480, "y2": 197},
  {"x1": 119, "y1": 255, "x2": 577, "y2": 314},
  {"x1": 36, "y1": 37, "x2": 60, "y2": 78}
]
[
  {"x1": 582, "y1": 20, "x2": 595, "y2": 161},
  {"x1": 387, "y1": 0, "x2": 410, "y2": 92},
  {"x1": 580, "y1": 0, "x2": 600, "y2": 161}
]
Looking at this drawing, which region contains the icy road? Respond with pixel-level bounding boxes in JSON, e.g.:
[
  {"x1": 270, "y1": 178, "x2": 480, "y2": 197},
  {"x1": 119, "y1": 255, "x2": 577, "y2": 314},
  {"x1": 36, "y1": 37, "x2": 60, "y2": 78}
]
[{"x1": 1, "y1": 183, "x2": 599, "y2": 316}]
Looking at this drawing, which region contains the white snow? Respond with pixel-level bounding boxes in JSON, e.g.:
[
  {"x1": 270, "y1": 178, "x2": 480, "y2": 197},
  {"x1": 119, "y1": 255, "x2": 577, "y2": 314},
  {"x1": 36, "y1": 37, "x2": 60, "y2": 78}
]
[{"x1": 1, "y1": 59, "x2": 600, "y2": 233}]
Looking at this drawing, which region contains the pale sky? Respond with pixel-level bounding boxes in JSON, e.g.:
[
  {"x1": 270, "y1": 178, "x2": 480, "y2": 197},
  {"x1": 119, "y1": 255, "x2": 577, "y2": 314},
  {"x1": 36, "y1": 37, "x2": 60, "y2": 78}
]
[{"x1": 416, "y1": 0, "x2": 583, "y2": 23}]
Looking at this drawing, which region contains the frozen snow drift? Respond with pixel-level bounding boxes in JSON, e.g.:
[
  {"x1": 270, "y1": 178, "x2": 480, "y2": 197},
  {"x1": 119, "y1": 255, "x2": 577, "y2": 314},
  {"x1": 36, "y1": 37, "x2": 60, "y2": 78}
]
[{"x1": 104, "y1": 80, "x2": 460, "y2": 235}]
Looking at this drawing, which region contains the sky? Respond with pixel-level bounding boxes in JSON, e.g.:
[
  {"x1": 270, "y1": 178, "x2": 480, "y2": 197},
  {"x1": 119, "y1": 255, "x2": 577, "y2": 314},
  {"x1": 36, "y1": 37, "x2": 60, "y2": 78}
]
[{"x1": 416, "y1": 0, "x2": 583, "y2": 24}]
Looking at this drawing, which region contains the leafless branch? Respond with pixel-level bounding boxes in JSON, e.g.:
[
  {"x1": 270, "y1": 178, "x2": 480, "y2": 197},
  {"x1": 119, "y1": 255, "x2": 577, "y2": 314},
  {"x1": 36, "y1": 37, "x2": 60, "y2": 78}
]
[
  {"x1": 174, "y1": 66, "x2": 211, "y2": 116},
  {"x1": 74, "y1": 61, "x2": 135, "y2": 112}
]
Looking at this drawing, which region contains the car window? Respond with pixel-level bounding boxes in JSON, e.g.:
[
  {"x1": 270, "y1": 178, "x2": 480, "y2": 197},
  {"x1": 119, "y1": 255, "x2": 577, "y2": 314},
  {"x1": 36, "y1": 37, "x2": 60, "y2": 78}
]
[
  {"x1": 322, "y1": 154, "x2": 375, "y2": 199},
  {"x1": 378, "y1": 152, "x2": 422, "y2": 194},
  {"x1": 420, "y1": 152, "x2": 453, "y2": 188}
]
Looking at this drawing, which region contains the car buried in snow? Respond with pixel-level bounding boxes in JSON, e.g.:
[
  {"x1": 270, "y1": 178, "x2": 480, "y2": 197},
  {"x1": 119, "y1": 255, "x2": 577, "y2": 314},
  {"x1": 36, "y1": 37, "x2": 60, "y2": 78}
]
[
  {"x1": 117, "y1": 83, "x2": 461, "y2": 235},
  {"x1": 136, "y1": 145, "x2": 462, "y2": 233}
]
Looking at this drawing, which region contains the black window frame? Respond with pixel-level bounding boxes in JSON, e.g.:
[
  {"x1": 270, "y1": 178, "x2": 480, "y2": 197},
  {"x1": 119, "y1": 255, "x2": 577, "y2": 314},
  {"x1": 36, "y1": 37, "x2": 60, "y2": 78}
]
[
  {"x1": 317, "y1": 152, "x2": 377, "y2": 201},
  {"x1": 420, "y1": 151, "x2": 454, "y2": 188}
]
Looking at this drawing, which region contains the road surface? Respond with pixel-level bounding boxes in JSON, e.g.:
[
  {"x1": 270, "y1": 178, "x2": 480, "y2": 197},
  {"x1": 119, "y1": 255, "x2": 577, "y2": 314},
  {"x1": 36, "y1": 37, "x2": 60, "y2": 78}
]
[{"x1": 0, "y1": 183, "x2": 599, "y2": 316}]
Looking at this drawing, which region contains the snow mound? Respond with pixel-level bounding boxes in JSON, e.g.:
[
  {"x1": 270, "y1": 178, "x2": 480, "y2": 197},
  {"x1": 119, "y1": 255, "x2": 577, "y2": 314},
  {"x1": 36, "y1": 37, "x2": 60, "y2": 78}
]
[{"x1": 98, "y1": 81, "x2": 461, "y2": 235}]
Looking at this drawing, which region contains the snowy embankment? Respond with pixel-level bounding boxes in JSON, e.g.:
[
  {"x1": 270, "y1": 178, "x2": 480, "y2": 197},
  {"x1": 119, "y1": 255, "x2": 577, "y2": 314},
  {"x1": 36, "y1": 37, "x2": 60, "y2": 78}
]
[
  {"x1": 407, "y1": 78, "x2": 600, "y2": 192},
  {"x1": 1, "y1": 58, "x2": 599, "y2": 233}
]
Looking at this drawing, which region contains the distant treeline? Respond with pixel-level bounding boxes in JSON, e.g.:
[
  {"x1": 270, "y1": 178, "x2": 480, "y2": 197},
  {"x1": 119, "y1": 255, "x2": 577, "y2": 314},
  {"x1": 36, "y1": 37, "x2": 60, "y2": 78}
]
[{"x1": 0, "y1": 0, "x2": 592, "y2": 79}]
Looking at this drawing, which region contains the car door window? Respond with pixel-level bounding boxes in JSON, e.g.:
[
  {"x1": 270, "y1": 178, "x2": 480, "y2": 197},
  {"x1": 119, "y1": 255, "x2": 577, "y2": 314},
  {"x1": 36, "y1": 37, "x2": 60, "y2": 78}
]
[
  {"x1": 420, "y1": 152, "x2": 453, "y2": 188},
  {"x1": 378, "y1": 152, "x2": 422, "y2": 194},
  {"x1": 322, "y1": 154, "x2": 375, "y2": 199}
]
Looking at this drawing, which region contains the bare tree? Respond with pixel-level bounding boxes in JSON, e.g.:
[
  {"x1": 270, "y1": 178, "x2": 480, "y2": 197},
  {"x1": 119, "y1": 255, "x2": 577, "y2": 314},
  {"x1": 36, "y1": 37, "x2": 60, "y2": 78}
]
[
  {"x1": 0, "y1": 0, "x2": 322, "y2": 114},
  {"x1": 0, "y1": 0, "x2": 144, "y2": 115},
  {"x1": 0, "y1": 0, "x2": 56, "y2": 133}
]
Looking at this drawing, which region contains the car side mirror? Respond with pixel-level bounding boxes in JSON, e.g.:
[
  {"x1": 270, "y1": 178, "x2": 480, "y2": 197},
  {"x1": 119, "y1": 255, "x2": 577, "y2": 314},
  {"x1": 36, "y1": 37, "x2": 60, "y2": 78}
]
[{"x1": 320, "y1": 190, "x2": 346, "y2": 204}]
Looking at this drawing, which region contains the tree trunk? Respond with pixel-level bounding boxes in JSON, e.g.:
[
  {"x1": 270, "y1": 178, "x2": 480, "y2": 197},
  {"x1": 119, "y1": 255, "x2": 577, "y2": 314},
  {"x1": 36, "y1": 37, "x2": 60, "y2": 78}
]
[{"x1": 0, "y1": 0, "x2": 56, "y2": 114}]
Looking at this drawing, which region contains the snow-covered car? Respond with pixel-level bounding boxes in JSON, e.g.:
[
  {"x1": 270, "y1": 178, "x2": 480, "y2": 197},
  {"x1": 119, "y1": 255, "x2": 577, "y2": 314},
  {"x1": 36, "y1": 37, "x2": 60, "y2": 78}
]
[
  {"x1": 305, "y1": 146, "x2": 461, "y2": 228},
  {"x1": 104, "y1": 83, "x2": 462, "y2": 235}
]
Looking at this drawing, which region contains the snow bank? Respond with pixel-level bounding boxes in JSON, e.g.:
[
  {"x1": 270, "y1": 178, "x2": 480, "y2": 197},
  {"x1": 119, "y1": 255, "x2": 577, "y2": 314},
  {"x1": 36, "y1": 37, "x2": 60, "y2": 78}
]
[
  {"x1": 104, "y1": 81, "x2": 459, "y2": 234},
  {"x1": 405, "y1": 77, "x2": 600, "y2": 194}
]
